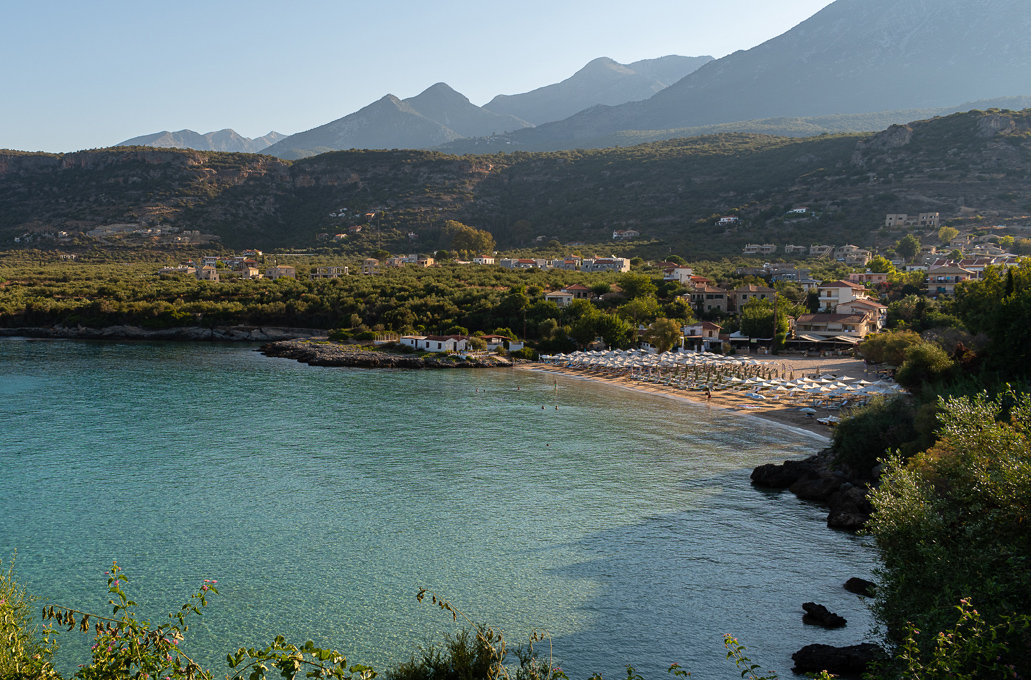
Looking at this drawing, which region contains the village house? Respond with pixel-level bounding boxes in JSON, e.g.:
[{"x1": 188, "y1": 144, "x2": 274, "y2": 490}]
[
  {"x1": 663, "y1": 266, "x2": 695, "y2": 284},
  {"x1": 718, "y1": 216, "x2": 740, "y2": 225},
  {"x1": 837, "y1": 298, "x2": 888, "y2": 331},
  {"x1": 612, "y1": 229, "x2": 640, "y2": 240},
  {"x1": 417, "y1": 256, "x2": 435, "y2": 267},
  {"x1": 195, "y1": 265, "x2": 220, "y2": 282},
  {"x1": 809, "y1": 244, "x2": 834, "y2": 257},
  {"x1": 478, "y1": 334, "x2": 513, "y2": 352},
  {"x1": 794, "y1": 313, "x2": 875, "y2": 342},
  {"x1": 687, "y1": 285, "x2": 730, "y2": 314},
  {"x1": 817, "y1": 280, "x2": 869, "y2": 312},
  {"x1": 848, "y1": 271, "x2": 889, "y2": 285},
  {"x1": 265, "y1": 265, "x2": 296, "y2": 280},
  {"x1": 545, "y1": 290, "x2": 575, "y2": 307},
  {"x1": 473, "y1": 254, "x2": 495, "y2": 265},
  {"x1": 581, "y1": 257, "x2": 630, "y2": 273},
  {"x1": 551, "y1": 258, "x2": 580, "y2": 271},
  {"x1": 399, "y1": 335, "x2": 469, "y2": 353},
  {"x1": 565, "y1": 284, "x2": 592, "y2": 300},
  {"x1": 927, "y1": 263, "x2": 976, "y2": 297},
  {"x1": 242, "y1": 266, "x2": 262, "y2": 279},
  {"x1": 682, "y1": 321, "x2": 723, "y2": 351},
  {"x1": 311, "y1": 266, "x2": 348, "y2": 279},
  {"x1": 742, "y1": 243, "x2": 775, "y2": 256},
  {"x1": 499, "y1": 258, "x2": 545, "y2": 270},
  {"x1": 784, "y1": 245, "x2": 808, "y2": 255},
  {"x1": 833, "y1": 244, "x2": 872, "y2": 265},
  {"x1": 729, "y1": 284, "x2": 776, "y2": 312},
  {"x1": 885, "y1": 212, "x2": 940, "y2": 228},
  {"x1": 361, "y1": 258, "x2": 380, "y2": 275}
]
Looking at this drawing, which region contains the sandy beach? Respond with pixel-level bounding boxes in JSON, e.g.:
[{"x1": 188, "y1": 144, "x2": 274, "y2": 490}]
[{"x1": 520, "y1": 354, "x2": 882, "y2": 442}]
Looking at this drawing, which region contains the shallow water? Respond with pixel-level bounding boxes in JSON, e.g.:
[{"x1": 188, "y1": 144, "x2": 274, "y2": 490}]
[{"x1": 0, "y1": 339, "x2": 878, "y2": 678}]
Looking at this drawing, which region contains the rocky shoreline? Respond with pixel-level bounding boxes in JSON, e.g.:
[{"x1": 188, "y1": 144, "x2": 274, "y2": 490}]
[
  {"x1": 752, "y1": 450, "x2": 883, "y2": 675},
  {"x1": 259, "y1": 338, "x2": 513, "y2": 369},
  {"x1": 751, "y1": 448, "x2": 874, "y2": 531},
  {"x1": 0, "y1": 325, "x2": 323, "y2": 342}
]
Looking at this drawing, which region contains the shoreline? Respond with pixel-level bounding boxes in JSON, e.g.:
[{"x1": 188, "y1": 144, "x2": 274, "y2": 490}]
[{"x1": 517, "y1": 357, "x2": 880, "y2": 442}]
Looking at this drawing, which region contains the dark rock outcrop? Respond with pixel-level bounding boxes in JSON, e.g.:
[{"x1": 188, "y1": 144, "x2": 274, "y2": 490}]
[
  {"x1": 259, "y1": 339, "x2": 511, "y2": 370},
  {"x1": 750, "y1": 457, "x2": 820, "y2": 488},
  {"x1": 827, "y1": 483, "x2": 875, "y2": 530},
  {"x1": 802, "y1": 602, "x2": 847, "y2": 628},
  {"x1": 844, "y1": 577, "x2": 877, "y2": 598},
  {"x1": 792, "y1": 643, "x2": 883, "y2": 675},
  {"x1": 752, "y1": 449, "x2": 875, "y2": 530}
]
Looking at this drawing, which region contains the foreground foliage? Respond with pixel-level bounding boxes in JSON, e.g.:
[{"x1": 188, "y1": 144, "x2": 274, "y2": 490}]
[{"x1": 868, "y1": 390, "x2": 1031, "y2": 675}]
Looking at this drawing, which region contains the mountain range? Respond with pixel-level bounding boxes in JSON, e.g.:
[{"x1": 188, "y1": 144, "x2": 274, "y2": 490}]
[
  {"x1": 482, "y1": 55, "x2": 713, "y2": 125},
  {"x1": 111, "y1": 0, "x2": 1031, "y2": 158},
  {"x1": 117, "y1": 129, "x2": 287, "y2": 153},
  {"x1": 118, "y1": 55, "x2": 713, "y2": 158},
  {"x1": 490, "y1": 0, "x2": 1031, "y2": 149}
]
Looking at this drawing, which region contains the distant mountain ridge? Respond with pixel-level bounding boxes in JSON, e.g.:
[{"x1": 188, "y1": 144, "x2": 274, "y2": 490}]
[
  {"x1": 494, "y1": 0, "x2": 1031, "y2": 149},
  {"x1": 117, "y1": 129, "x2": 286, "y2": 153},
  {"x1": 260, "y1": 84, "x2": 531, "y2": 160},
  {"x1": 482, "y1": 55, "x2": 713, "y2": 125},
  {"x1": 440, "y1": 96, "x2": 1031, "y2": 154}
]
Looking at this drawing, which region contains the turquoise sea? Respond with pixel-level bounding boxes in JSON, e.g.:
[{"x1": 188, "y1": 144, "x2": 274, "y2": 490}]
[{"x1": 0, "y1": 339, "x2": 878, "y2": 678}]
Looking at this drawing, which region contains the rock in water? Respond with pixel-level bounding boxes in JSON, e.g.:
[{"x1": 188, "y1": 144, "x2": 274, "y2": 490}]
[
  {"x1": 792, "y1": 643, "x2": 883, "y2": 675},
  {"x1": 844, "y1": 577, "x2": 877, "y2": 597},
  {"x1": 801, "y1": 602, "x2": 847, "y2": 628}
]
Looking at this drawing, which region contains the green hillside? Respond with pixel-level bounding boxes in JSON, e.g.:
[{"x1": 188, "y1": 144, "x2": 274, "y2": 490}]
[{"x1": 2, "y1": 109, "x2": 1030, "y2": 259}]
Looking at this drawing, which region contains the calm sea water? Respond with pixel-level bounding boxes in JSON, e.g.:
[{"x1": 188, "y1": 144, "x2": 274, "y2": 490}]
[{"x1": 0, "y1": 339, "x2": 878, "y2": 679}]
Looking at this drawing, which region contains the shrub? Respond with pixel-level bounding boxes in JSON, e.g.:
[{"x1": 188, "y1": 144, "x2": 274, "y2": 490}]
[
  {"x1": 1, "y1": 555, "x2": 56, "y2": 678},
  {"x1": 832, "y1": 397, "x2": 919, "y2": 475},
  {"x1": 869, "y1": 391, "x2": 1031, "y2": 675},
  {"x1": 895, "y1": 342, "x2": 956, "y2": 392},
  {"x1": 329, "y1": 328, "x2": 352, "y2": 342},
  {"x1": 510, "y1": 347, "x2": 538, "y2": 360}
]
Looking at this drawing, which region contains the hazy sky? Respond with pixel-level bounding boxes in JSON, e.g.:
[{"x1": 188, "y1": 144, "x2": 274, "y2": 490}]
[{"x1": 1, "y1": 0, "x2": 835, "y2": 152}]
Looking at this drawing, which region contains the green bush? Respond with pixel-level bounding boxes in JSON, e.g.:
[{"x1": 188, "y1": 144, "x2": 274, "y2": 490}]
[
  {"x1": 869, "y1": 391, "x2": 1031, "y2": 675},
  {"x1": 895, "y1": 342, "x2": 956, "y2": 392},
  {"x1": 831, "y1": 397, "x2": 919, "y2": 475},
  {"x1": 510, "y1": 347, "x2": 538, "y2": 360},
  {"x1": 329, "y1": 328, "x2": 352, "y2": 342}
]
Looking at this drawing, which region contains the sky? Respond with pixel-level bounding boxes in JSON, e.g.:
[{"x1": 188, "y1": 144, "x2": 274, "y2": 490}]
[{"x1": 1, "y1": 0, "x2": 835, "y2": 152}]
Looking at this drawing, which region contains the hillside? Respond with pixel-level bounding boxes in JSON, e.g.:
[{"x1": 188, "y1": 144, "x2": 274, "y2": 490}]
[
  {"x1": 489, "y1": 0, "x2": 1031, "y2": 150},
  {"x1": 441, "y1": 97, "x2": 1031, "y2": 154},
  {"x1": 3, "y1": 110, "x2": 1031, "y2": 258},
  {"x1": 483, "y1": 55, "x2": 712, "y2": 126},
  {"x1": 117, "y1": 129, "x2": 287, "y2": 153}
]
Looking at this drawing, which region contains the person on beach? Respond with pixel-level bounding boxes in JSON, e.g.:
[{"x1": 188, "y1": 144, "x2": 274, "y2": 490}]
[{"x1": 706, "y1": 387, "x2": 712, "y2": 401}]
